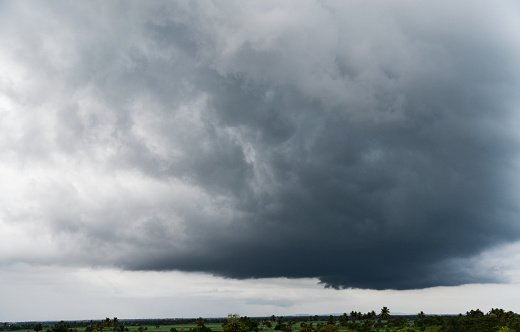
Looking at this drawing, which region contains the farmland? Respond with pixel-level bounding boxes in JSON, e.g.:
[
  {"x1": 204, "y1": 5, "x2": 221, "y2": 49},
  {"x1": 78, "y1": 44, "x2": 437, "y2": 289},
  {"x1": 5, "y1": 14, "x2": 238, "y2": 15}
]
[{"x1": 2, "y1": 309, "x2": 519, "y2": 332}]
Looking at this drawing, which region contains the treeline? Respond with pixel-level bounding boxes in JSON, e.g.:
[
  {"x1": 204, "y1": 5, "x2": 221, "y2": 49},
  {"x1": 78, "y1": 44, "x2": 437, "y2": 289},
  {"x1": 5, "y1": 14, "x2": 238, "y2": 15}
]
[
  {"x1": 2, "y1": 308, "x2": 520, "y2": 332},
  {"x1": 416, "y1": 308, "x2": 520, "y2": 332},
  {"x1": 0, "y1": 318, "x2": 224, "y2": 332}
]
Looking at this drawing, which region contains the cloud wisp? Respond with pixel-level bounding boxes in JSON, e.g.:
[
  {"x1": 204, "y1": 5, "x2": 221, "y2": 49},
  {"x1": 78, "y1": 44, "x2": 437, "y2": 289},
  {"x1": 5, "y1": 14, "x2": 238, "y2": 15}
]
[{"x1": 1, "y1": 0, "x2": 520, "y2": 290}]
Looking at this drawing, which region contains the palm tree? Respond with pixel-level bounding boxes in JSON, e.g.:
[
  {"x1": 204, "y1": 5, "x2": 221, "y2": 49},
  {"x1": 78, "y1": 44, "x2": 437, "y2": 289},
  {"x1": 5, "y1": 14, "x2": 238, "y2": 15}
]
[
  {"x1": 196, "y1": 318, "x2": 205, "y2": 332},
  {"x1": 112, "y1": 318, "x2": 120, "y2": 332},
  {"x1": 380, "y1": 307, "x2": 390, "y2": 320}
]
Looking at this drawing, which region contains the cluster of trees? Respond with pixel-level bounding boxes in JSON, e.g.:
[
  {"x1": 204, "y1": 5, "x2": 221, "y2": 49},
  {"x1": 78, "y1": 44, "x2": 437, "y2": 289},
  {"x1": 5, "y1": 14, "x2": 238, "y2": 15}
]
[
  {"x1": 271, "y1": 316, "x2": 299, "y2": 332},
  {"x1": 222, "y1": 314, "x2": 255, "y2": 332},
  {"x1": 213, "y1": 308, "x2": 520, "y2": 332},
  {"x1": 415, "y1": 308, "x2": 520, "y2": 332},
  {"x1": 348, "y1": 312, "x2": 378, "y2": 321},
  {"x1": 2, "y1": 308, "x2": 520, "y2": 332},
  {"x1": 39, "y1": 318, "x2": 129, "y2": 332},
  {"x1": 84, "y1": 318, "x2": 127, "y2": 332},
  {"x1": 299, "y1": 316, "x2": 339, "y2": 332},
  {"x1": 1, "y1": 323, "x2": 39, "y2": 332},
  {"x1": 217, "y1": 310, "x2": 395, "y2": 332},
  {"x1": 175, "y1": 315, "x2": 261, "y2": 332}
]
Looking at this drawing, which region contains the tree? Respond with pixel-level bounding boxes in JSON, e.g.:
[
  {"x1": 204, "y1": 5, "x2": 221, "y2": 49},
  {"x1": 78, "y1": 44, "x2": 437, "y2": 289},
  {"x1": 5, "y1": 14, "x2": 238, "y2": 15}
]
[
  {"x1": 388, "y1": 317, "x2": 407, "y2": 328},
  {"x1": 33, "y1": 324, "x2": 43, "y2": 332},
  {"x1": 51, "y1": 322, "x2": 69, "y2": 332},
  {"x1": 104, "y1": 318, "x2": 112, "y2": 332},
  {"x1": 274, "y1": 317, "x2": 285, "y2": 331},
  {"x1": 488, "y1": 308, "x2": 506, "y2": 320},
  {"x1": 466, "y1": 309, "x2": 484, "y2": 318},
  {"x1": 92, "y1": 322, "x2": 104, "y2": 332},
  {"x1": 380, "y1": 307, "x2": 390, "y2": 320},
  {"x1": 418, "y1": 312, "x2": 426, "y2": 319},
  {"x1": 240, "y1": 316, "x2": 259, "y2": 332},
  {"x1": 223, "y1": 314, "x2": 249, "y2": 332},
  {"x1": 299, "y1": 323, "x2": 313, "y2": 332},
  {"x1": 111, "y1": 318, "x2": 124, "y2": 332},
  {"x1": 338, "y1": 313, "x2": 349, "y2": 327},
  {"x1": 359, "y1": 321, "x2": 373, "y2": 332},
  {"x1": 191, "y1": 318, "x2": 211, "y2": 332},
  {"x1": 196, "y1": 318, "x2": 205, "y2": 330}
]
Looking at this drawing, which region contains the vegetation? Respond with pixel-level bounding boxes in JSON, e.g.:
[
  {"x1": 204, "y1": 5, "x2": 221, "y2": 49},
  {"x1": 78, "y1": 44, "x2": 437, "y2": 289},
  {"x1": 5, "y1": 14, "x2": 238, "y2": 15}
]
[{"x1": 2, "y1": 308, "x2": 520, "y2": 332}]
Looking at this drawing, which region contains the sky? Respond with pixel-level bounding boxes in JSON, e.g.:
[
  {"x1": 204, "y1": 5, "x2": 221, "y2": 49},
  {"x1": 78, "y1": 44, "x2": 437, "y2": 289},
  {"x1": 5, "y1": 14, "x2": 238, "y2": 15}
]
[{"x1": 1, "y1": 0, "x2": 520, "y2": 322}]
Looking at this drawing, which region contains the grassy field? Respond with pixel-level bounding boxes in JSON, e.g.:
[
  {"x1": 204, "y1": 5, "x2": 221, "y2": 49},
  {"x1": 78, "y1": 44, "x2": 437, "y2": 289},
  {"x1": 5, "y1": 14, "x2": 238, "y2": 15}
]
[
  {"x1": 130, "y1": 324, "x2": 225, "y2": 332},
  {"x1": 71, "y1": 323, "x2": 226, "y2": 332},
  {"x1": 71, "y1": 322, "x2": 331, "y2": 332},
  {"x1": 9, "y1": 309, "x2": 517, "y2": 332},
  {"x1": 69, "y1": 322, "x2": 426, "y2": 332}
]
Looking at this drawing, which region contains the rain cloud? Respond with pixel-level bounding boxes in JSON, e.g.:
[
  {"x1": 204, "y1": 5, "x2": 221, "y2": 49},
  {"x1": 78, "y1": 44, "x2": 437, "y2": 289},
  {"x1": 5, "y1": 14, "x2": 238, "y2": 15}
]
[{"x1": 1, "y1": 0, "x2": 520, "y2": 290}]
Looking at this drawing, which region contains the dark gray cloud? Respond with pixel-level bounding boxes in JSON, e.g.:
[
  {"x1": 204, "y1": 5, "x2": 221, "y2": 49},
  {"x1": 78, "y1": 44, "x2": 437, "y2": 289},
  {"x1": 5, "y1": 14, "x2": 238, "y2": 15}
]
[{"x1": 2, "y1": 0, "x2": 520, "y2": 290}]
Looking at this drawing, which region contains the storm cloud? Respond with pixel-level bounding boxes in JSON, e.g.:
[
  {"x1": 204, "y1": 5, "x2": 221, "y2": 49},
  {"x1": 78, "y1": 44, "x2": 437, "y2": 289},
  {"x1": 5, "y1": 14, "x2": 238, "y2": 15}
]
[{"x1": 1, "y1": 0, "x2": 520, "y2": 290}]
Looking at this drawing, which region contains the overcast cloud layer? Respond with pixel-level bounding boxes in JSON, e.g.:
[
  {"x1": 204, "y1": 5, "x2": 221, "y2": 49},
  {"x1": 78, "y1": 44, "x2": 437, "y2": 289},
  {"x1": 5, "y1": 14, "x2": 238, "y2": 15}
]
[{"x1": 1, "y1": 0, "x2": 520, "y2": 291}]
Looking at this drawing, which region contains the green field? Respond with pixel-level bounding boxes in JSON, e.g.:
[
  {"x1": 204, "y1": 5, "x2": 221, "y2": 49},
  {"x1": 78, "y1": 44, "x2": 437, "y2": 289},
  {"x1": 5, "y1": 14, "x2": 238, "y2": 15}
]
[
  {"x1": 8, "y1": 310, "x2": 519, "y2": 332},
  {"x1": 66, "y1": 323, "x2": 440, "y2": 332},
  {"x1": 68, "y1": 321, "x2": 423, "y2": 332},
  {"x1": 124, "y1": 324, "x2": 226, "y2": 332}
]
